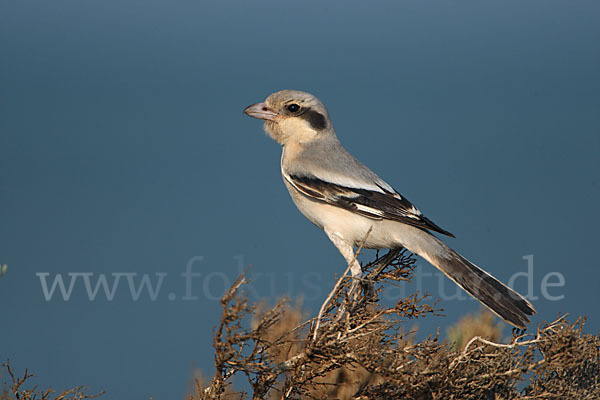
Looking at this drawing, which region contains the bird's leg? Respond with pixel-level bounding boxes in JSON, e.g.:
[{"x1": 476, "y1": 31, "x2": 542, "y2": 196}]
[
  {"x1": 325, "y1": 230, "x2": 363, "y2": 298},
  {"x1": 311, "y1": 230, "x2": 362, "y2": 341}
]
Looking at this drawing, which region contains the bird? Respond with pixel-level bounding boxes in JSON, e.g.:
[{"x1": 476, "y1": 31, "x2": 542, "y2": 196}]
[{"x1": 243, "y1": 89, "x2": 536, "y2": 329}]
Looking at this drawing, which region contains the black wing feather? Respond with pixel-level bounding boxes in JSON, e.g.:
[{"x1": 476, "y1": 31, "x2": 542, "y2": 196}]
[{"x1": 287, "y1": 174, "x2": 455, "y2": 238}]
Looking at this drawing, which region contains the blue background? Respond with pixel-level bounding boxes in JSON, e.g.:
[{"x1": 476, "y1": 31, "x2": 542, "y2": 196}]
[{"x1": 1, "y1": 1, "x2": 599, "y2": 398}]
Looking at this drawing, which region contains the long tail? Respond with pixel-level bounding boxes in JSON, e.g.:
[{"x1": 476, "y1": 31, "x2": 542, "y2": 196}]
[{"x1": 406, "y1": 232, "x2": 536, "y2": 329}]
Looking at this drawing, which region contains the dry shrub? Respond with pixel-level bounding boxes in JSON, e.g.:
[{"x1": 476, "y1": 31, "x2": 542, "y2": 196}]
[
  {"x1": 0, "y1": 361, "x2": 103, "y2": 400},
  {"x1": 194, "y1": 250, "x2": 600, "y2": 400}
]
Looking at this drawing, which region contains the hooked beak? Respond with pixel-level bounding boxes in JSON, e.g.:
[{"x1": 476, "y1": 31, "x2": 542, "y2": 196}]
[{"x1": 243, "y1": 102, "x2": 278, "y2": 121}]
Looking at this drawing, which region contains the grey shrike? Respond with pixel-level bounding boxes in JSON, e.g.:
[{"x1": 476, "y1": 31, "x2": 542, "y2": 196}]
[{"x1": 243, "y1": 89, "x2": 535, "y2": 328}]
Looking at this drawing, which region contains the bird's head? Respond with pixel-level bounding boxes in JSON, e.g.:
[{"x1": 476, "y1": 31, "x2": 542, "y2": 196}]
[{"x1": 244, "y1": 90, "x2": 333, "y2": 145}]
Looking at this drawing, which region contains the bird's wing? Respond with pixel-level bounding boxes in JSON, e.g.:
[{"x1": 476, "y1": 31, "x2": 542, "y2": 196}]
[{"x1": 283, "y1": 172, "x2": 455, "y2": 237}]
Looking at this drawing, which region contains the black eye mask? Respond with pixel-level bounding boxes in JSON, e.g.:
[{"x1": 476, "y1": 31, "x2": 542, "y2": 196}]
[{"x1": 300, "y1": 108, "x2": 327, "y2": 130}]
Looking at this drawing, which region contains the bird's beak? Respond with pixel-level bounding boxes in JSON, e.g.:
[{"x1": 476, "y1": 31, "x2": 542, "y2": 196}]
[{"x1": 243, "y1": 102, "x2": 278, "y2": 121}]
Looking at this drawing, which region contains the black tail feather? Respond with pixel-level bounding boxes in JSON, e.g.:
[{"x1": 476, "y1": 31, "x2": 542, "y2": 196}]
[{"x1": 431, "y1": 249, "x2": 536, "y2": 329}]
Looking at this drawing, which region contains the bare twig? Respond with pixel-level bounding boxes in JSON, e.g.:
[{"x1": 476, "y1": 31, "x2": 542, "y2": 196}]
[
  {"x1": 193, "y1": 252, "x2": 599, "y2": 400},
  {"x1": 311, "y1": 228, "x2": 371, "y2": 342}
]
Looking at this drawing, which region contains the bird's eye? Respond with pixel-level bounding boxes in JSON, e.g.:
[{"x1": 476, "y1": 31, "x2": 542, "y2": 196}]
[{"x1": 286, "y1": 103, "x2": 300, "y2": 113}]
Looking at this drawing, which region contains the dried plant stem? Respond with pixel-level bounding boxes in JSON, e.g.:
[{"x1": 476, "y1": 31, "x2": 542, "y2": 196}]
[
  {"x1": 311, "y1": 261, "x2": 353, "y2": 343},
  {"x1": 312, "y1": 229, "x2": 371, "y2": 342},
  {"x1": 194, "y1": 248, "x2": 599, "y2": 400}
]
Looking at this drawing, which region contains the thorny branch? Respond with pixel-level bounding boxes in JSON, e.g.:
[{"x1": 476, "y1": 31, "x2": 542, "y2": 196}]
[
  {"x1": 1, "y1": 360, "x2": 103, "y2": 400},
  {"x1": 193, "y1": 250, "x2": 600, "y2": 400},
  {"x1": 312, "y1": 229, "x2": 371, "y2": 343}
]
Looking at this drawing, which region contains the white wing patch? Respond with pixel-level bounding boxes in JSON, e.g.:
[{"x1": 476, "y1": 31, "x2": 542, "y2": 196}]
[{"x1": 354, "y1": 203, "x2": 385, "y2": 216}]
